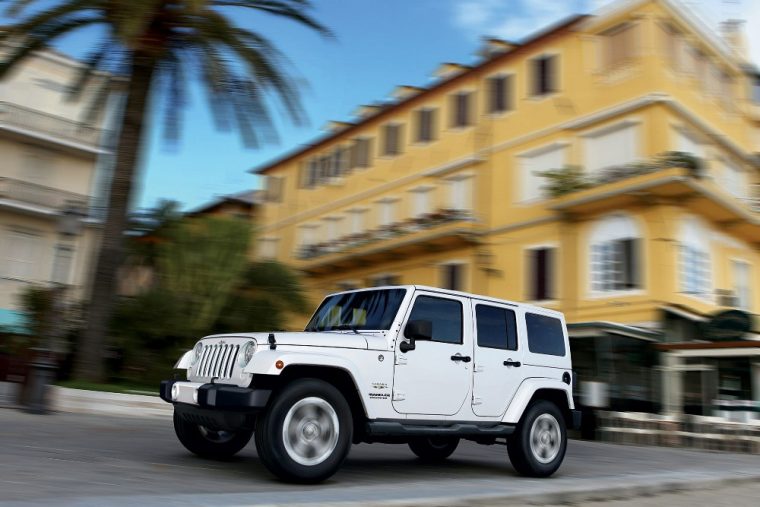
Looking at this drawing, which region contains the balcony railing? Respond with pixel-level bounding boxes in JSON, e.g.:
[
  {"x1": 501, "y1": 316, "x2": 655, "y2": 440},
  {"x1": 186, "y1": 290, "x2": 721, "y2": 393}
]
[
  {"x1": 0, "y1": 177, "x2": 89, "y2": 211},
  {"x1": 296, "y1": 208, "x2": 477, "y2": 261},
  {"x1": 0, "y1": 101, "x2": 108, "y2": 148}
]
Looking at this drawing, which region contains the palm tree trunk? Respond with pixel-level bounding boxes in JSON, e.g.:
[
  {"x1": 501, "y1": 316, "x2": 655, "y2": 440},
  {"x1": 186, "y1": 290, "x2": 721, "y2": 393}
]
[{"x1": 73, "y1": 51, "x2": 156, "y2": 382}]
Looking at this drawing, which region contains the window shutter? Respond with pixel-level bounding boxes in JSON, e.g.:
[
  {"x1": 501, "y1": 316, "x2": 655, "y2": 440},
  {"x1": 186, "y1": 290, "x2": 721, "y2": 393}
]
[{"x1": 620, "y1": 238, "x2": 639, "y2": 289}]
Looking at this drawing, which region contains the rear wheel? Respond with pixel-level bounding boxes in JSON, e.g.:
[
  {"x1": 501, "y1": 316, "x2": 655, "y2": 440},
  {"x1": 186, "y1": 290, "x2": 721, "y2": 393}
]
[
  {"x1": 507, "y1": 400, "x2": 567, "y2": 477},
  {"x1": 255, "y1": 379, "x2": 353, "y2": 483},
  {"x1": 173, "y1": 411, "x2": 253, "y2": 460},
  {"x1": 408, "y1": 437, "x2": 459, "y2": 462}
]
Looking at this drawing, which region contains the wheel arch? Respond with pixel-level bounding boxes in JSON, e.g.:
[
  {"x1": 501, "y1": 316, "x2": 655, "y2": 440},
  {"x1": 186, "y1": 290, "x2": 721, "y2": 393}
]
[{"x1": 502, "y1": 378, "x2": 574, "y2": 427}]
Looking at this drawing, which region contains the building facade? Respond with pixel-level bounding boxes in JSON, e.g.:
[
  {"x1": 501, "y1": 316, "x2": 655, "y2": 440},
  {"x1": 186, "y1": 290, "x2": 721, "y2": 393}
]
[
  {"x1": 0, "y1": 47, "x2": 113, "y2": 329},
  {"x1": 255, "y1": 0, "x2": 760, "y2": 420}
]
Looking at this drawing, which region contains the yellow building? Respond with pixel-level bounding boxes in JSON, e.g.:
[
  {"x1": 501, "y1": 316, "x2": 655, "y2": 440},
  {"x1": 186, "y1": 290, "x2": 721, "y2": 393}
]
[
  {"x1": 255, "y1": 0, "x2": 760, "y2": 419},
  {"x1": 0, "y1": 46, "x2": 113, "y2": 331}
]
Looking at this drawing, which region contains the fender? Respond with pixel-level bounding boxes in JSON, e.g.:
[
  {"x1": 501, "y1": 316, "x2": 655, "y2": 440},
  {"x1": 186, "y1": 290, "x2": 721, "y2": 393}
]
[
  {"x1": 173, "y1": 350, "x2": 193, "y2": 370},
  {"x1": 501, "y1": 377, "x2": 574, "y2": 424}
]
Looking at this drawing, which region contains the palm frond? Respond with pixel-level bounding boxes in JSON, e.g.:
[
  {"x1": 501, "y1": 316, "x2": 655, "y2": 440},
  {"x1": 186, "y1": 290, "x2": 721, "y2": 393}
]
[{"x1": 211, "y1": 0, "x2": 332, "y2": 37}]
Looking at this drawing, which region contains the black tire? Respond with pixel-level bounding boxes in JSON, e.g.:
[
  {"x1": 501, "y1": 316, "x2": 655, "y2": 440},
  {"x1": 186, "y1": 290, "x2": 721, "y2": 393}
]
[
  {"x1": 255, "y1": 378, "x2": 353, "y2": 483},
  {"x1": 173, "y1": 411, "x2": 253, "y2": 460},
  {"x1": 507, "y1": 400, "x2": 567, "y2": 477},
  {"x1": 408, "y1": 437, "x2": 460, "y2": 462}
]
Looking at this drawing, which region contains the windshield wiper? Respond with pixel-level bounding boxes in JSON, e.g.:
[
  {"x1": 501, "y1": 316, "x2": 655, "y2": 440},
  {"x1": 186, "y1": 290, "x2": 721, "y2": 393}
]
[{"x1": 332, "y1": 324, "x2": 360, "y2": 334}]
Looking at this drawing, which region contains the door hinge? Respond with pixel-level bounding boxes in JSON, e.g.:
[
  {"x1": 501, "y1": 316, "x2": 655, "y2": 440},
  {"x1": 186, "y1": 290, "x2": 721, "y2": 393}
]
[
  {"x1": 474, "y1": 363, "x2": 485, "y2": 373},
  {"x1": 393, "y1": 391, "x2": 406, "y2": 401},
  {"x1": 472, "y1": 396, "x2": 483, "y2": 406},
  {"x1": 395, "y1": 355, "x2": 407, "y2": 365}
]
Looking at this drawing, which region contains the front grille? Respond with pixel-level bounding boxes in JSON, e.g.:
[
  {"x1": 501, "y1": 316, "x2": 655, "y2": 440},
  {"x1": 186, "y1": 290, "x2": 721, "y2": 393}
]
[{"x1": 196, "y1": 343, "x2": 239, "y2": 379}]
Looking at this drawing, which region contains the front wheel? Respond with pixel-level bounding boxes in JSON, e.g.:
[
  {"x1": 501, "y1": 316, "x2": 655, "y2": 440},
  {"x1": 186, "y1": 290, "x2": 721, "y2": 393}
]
[
  {"x1": 173, "y1": 411, "x2": 253, "y2": 460},
  {"x1": 408, "y1": 437, "x2": 459, "y2": 462},
  {"x1": 507, "y1": 400, "x2": 567, "y2": 477},
  {"x1": 255, "y1": 379, "x2": 353, "y2": 483}
]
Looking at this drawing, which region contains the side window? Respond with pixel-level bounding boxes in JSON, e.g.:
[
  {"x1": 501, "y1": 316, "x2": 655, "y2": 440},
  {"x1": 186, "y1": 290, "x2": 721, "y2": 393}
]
[
  {"x1": 525, "y1": 313, "x2": 566, "y2": 356},
  {"x1": 405, "y1": 295, "x2": 462, "y2": 344},
  {"x1": 475, "y1": 304, "x2": 517, "y2": 350}
]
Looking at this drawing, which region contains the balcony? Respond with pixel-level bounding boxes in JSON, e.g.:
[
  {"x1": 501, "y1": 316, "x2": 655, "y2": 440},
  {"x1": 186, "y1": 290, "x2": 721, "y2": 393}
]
[
  {"x1": 295, "y1": 208, "x2": 483, "y2": 274},
  {"x1": 0, "y1": 101, "x2": 109, "y2": 153},
  {"x1": 0, "y1": 177, "x2": 89, "y2": 214}
]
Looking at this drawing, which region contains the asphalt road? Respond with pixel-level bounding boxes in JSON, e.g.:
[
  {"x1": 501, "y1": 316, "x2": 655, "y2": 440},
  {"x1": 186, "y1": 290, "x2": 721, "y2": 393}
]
[{"x1": 1, "y1": 409, "x2": 759, "y2": 507}]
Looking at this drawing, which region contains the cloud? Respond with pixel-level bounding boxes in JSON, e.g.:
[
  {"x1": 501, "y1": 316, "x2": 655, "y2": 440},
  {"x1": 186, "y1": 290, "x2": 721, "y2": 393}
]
[{"x1": 451, "y1": 0, "x2": 590, "y2": 41}]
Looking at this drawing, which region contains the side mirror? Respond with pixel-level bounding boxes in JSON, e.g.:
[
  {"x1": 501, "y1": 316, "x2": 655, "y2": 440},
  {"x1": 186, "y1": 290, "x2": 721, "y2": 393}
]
[{"x1": 405, "y1": 319, "x2": 433, "y2": 341}]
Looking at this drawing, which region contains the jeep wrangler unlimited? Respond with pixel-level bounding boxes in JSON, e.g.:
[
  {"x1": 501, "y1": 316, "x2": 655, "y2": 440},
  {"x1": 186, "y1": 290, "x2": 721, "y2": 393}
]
[{"x1": 161, "y1": 286, "x2": 580, "y2": 483}]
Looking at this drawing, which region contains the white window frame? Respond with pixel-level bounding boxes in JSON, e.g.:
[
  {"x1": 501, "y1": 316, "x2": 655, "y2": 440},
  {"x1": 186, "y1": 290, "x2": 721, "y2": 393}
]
[
  {"x1": 3, "y1": 229, "x2": 42, "y2": 281},
  {"x1": 678, "y1": 216, "x2": 713, "y2": 302},
  {"x1": 587, "y1": 213, "x2": 644, "y2": 298},
  {"x1": 524, "y1": 242, "x2": 559, "y2": 304},
  {"x1": 517, "y1": 141, "x2": 569, "y2": 203},
  {"x1": 582, "y1": 119, "x2": 641, "y2": 175},
  {"x1": 258, "y1": 237, "x2": 279, "y2": 260},
  {"x1": 732, "y1": 259, "x2": 752, "y2": 311},
  {"x1": 375, "y1": 197, "x2": 399, "y2": 227},
  {"x1": 409, "y1": 186, "x2": 434, "y2": 217}
]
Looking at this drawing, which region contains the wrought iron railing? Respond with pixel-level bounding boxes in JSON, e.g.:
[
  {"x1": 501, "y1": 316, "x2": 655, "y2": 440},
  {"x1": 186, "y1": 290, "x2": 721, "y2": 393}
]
[{"x1": 0, "y1": 101, "x2": 107, "y2": 148}]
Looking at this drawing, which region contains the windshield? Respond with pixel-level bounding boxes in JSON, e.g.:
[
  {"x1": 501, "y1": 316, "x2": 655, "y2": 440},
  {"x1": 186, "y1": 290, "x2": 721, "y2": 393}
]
[{"x1": 305, "y1": 288, "x2": 407, "y2": 332}]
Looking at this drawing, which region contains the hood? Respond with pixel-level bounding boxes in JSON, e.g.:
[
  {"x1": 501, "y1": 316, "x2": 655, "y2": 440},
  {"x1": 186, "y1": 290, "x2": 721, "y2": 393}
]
[{"x1": 205, "y1": 331, "x2": 388, "y2": 350}]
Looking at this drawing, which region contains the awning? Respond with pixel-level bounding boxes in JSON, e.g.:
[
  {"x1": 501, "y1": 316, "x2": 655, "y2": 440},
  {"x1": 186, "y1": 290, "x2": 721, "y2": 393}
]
[{"x1": 567, "y1": 321, "x2": 663, "y2": 342}]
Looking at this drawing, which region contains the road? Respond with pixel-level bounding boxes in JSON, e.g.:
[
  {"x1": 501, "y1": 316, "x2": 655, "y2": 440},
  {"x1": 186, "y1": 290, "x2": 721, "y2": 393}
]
[{"x1": 1, "y1": 409, "x2": 759, "y2": 506}]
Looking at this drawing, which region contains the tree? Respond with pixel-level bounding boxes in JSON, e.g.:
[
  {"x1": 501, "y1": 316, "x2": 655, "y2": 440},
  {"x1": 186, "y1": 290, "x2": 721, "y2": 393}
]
[{"x1": 0, "y1": 0, "x2": 328, "y2": 381}]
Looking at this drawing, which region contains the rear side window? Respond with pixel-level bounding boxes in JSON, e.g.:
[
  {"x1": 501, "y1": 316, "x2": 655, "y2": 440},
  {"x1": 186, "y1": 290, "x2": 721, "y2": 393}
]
[
  {"x1": 475, "y1": 304, "x2": 517, "y2": 350},
  {"x1": 406, "y1": 295, "x2": 463, "y2": 344},
  {"x1": 525, "y1": 313, "x2": 566, "y2": 356}
]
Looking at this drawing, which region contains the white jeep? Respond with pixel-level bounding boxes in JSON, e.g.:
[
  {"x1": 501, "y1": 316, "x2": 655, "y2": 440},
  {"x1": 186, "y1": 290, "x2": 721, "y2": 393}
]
[{"x1": 161, "y1": 285, "x2": 580, "y2": 483}]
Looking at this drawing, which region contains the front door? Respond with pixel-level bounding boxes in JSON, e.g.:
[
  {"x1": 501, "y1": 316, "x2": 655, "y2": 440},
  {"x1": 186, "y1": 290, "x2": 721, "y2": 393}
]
[
  {"x1": 471, "y1": 301, "x2": 525, "y2": 417},
  {"x1": 392, "y1": 291, "x2": 472, "y2": 416}
]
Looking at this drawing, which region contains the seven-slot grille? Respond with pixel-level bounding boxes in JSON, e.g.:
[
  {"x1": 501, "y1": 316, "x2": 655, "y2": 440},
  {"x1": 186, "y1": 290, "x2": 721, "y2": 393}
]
[{"x1": 196, "y1": 343, "x2": 240, "y2": 379}]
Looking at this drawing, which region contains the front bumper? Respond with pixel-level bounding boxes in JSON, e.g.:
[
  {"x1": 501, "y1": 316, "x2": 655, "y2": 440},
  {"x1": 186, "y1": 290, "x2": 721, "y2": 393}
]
[{"x1": 159, "y1": 380, "x2": 271, "y2": 411}]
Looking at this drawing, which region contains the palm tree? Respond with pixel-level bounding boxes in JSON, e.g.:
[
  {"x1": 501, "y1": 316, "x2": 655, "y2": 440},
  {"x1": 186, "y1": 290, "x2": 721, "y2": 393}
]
[{"x1": 0, "y1": 0, "x2": 328, "y2": 382}]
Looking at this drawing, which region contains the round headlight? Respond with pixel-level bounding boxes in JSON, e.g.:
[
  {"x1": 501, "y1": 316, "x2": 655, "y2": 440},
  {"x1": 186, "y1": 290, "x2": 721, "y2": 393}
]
[
  {"x1": 239, "y1": 341, "x2": 257, "y2": 367},
  {"x1": 191, "y1": 342, "x2": 204, "y2": 365}
]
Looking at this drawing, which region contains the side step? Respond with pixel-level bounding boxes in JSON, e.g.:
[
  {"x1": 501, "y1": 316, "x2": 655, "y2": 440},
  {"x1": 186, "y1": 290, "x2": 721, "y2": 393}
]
[{"x1": 366, "y1": 420, "x2": 516, "y2": 437}]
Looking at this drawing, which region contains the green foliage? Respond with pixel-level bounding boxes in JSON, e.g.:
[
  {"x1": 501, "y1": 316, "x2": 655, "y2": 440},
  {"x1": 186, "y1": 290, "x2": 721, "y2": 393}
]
[{"x1": 537, "y1": 165, "x2": 593, "y2": 198}]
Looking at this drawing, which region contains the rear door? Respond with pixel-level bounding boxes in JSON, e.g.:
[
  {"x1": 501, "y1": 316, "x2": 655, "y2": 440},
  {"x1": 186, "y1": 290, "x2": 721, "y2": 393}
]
[{"x1": 471, "y1": 301, "x2": 524, "y2": 417}]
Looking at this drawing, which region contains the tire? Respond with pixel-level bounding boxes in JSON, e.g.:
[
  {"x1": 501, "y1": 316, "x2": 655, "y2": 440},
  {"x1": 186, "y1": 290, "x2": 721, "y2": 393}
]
[
  {"x1": 408, "y1": 437, "x2": 459, "y2": 462},
  {"x1": 255, "y1": 378, "x2": 353, "y2": 483},
  {"x1": 507, "y1": 400, "x2": 567, "y2": 477},
  {"x1": 173, "y1": 411, "x2": 253, "y2": 460}
]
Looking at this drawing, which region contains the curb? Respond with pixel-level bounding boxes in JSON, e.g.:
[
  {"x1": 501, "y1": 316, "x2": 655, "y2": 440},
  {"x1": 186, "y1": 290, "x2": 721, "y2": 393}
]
[
  {"x1": 50, "y1": 386, "x2": 171, "y2": 419},
  {"x1": 274, "y1": 474, "x2": 760, "y2": 507}
]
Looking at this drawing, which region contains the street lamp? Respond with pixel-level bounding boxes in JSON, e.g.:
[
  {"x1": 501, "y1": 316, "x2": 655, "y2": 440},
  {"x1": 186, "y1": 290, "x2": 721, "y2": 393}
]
[{"x1": 24, "y1": 202, "x2": 86, "y2": 414}]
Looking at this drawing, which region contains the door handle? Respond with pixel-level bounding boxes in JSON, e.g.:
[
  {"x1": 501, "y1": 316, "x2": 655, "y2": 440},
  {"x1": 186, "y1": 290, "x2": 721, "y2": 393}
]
[
  {"x1": 451, "y1": 354, "x2": 471, "y2": 363},
  {"x1": 503, "y1": 360, "x2": 521, "y2": 367}
]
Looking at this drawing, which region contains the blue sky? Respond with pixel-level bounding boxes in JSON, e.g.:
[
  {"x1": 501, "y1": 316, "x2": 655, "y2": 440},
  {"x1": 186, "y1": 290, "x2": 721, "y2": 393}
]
[{"x1": 5, "y1": 0, "x2": 759, "y2": 211}]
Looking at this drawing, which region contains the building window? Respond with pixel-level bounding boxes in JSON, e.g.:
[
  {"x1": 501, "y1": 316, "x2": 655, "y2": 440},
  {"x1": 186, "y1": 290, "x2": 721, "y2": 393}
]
[
  {"x1": 410, "y1": 187, "x2": 433, "y2": 217},
  {"x1": 324, "y1": 217, "x2": 344, "y2": 242},
  {"x1": 720, "y1": 158, "x2": 746, "y2": 199},
  {"x1": 519, "y1": 143, "x2": 567, "y2": 201},
  {"x1": 527, "y1": 247, "x2": 554, "y2": 301},
  {"x1": 3, "y1": 230, "x2": 40, "y2": 280},
  {"x1": 531, "y1": 55, "x2": 557, "y2": 96},
  {"x1": 589, "y1": 214, "x2": 641, "y2": 293},
  {"x1": 450, "y1": 91, "x2": 472, "y2": 128},
  {"x1": 51, "y1": 243, "x2": 74, "y2": 285},
  {"x1": 377, "y1": 199, "x2": 397, "y2": 227},
  {"x1": 584, "y1": 122, "x2": 639, "y2": 174},
  {"x1": 602, "y1": 22, "x2": 637, "y2": 69},
  {"x1": 351, "y1": 137, "x2": 372, "y2": 169},
  {"x1": 441, "y1": 263, "x2": 464, "y2": 291},
  {"x1": 475, "y1": 304, "x2": 518, "y2": 350},
  {"x1": 733, "y1": 261, "x2": 752, "y2": 310},
  {"x1": 416, "y1": 108, "x2": 436, "y2": 143},
  {"x1": 382, "y1": 123, "x2": 402, "y2": 156},
  {"x1": 298, "y1": 224, "x2": 319, "y2": 249},
  {"x1": 348, "y1": 209, "x2": 367, "y2": 235},
  {"x1": 751, "y1": 74, "x2": 760, "y2": 103},
  {"x1": 332, "y1": 147, "x2": 349, "y2": 177},
  {"x1": 487, "y1": 75, "x2": 512, "y2": 114},
  {"x1": 258, "y1": 238, "x2": 279, "y2": 260},
  {"x1": 447, "y1": 175, "x2": 472, "y2": 211},
  {"x1": 679, "y1": 216, "x2": 711, "y2": 298},
  {"x1": 673, "y1": 128, "x2": 706, "y2": 160},
  {"x1": 372, "y1": 274, "x2": 400, "y2": 286},
  {"x1": 264, "y1": 176, "x2": 285, "y2": 202}
]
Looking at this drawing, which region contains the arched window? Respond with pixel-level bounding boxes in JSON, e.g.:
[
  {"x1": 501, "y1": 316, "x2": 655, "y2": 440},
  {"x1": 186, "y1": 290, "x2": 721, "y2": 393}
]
[
  {"x1": 590, "y1": 214, "x2": 642, "y2": 293},
  {"x1": 679, "y1": 216, "x2": 711, "y2": 297}
]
